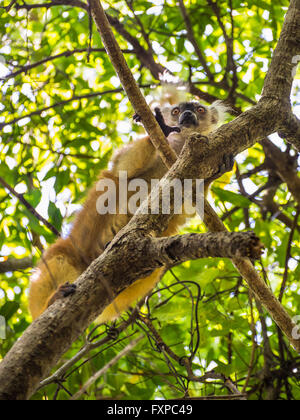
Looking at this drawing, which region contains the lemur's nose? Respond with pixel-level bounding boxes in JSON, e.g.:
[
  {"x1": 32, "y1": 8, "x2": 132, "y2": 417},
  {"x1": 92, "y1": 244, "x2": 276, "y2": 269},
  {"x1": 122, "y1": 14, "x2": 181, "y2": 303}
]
[{"x1": 179, "y1": 110, "x2": 197, "y2": 126}]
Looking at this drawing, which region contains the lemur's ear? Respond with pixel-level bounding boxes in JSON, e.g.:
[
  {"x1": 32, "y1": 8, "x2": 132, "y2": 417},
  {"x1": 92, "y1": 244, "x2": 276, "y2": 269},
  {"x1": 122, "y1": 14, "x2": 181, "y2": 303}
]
[{"x1": 209, "y1": 100, "x2": 231, "y2": 125}]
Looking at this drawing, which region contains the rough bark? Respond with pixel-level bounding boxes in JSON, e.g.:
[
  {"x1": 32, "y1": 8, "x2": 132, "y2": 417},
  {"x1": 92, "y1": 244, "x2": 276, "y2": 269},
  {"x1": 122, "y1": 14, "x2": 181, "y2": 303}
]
[{"x1": 261, "y1": 137, "x2": 300, "y2": 204}]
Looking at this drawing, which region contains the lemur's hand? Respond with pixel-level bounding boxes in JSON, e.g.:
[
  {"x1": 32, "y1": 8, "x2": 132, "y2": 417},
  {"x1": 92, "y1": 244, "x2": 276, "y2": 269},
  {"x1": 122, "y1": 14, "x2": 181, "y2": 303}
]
[
  {"x1": 47, "y1": 282, "x2": 77, "y2": 308},
  {"x1": 133, "y1": 107, "x2": 181, "y2": 137},
  {"x1": 154, "y1": 107, "x2": 181, "y2": 137},
  {"x1": 206, "y1": 154, "x2": 235, "y2": 183},
  {"x1": 133, "y1": 113, "x2": 142, "y2": 123}
]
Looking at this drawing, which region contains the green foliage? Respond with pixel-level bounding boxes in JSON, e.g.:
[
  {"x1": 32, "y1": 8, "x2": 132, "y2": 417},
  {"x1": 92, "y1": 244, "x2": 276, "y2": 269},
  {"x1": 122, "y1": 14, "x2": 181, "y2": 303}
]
[{"x1": 0, "y1": 0, "x2": 300, "y2": 401}]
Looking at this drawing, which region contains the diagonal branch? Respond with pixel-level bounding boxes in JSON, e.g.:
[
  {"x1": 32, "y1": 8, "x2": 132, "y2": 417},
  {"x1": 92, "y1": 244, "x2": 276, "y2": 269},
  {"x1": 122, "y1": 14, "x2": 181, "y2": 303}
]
[
  {"x1": 0, "y1": 177, "x2": 60, "y2": 236},
  {"x1": 206, "y1": 0, "x2": 237, "y2": 86},
  {"x1": 262, "y1": 1, "x2": 300, "y2": 101},
  {"x1": 104, "y1": 13, "x2": 167, "y2": 80}
]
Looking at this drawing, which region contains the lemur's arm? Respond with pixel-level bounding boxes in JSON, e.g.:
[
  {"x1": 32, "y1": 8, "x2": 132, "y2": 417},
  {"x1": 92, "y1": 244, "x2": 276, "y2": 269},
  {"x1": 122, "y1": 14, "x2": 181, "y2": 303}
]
[
  {"x1": 133, "y1": 107, "x2": 181, "y2": 137},
  {"x1": 111, "y1": 108, "x2": 181, "y2": 178}
]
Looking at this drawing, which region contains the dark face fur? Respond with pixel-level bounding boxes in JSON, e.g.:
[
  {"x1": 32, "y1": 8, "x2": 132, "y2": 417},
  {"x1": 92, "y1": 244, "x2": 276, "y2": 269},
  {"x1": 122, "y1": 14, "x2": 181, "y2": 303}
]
[{"x1": 161, "y1": 101, "x2": 220, "y2": 136}]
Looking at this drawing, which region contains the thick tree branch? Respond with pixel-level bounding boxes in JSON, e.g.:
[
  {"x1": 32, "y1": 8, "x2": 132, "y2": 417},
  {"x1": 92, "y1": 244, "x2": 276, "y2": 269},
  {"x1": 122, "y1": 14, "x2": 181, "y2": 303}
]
[
  {"x1": 261, "y1": 137, "x2": 300, "y2": 204},
  {"x1": 262, "y1": 0, "x2": 300, "y2": 100},
  {"x1": 0, "y1": 229, "x2": 262, "y2": 399},
  {"x1": 151, "y1": 232, "x2": 263, "y2": 265},
  {"x1": 261, "y1": 0, "x2": 300, "y2": 150},
  {"x1": 278, "y1": 113, "x2": 300, "y2": 151}
]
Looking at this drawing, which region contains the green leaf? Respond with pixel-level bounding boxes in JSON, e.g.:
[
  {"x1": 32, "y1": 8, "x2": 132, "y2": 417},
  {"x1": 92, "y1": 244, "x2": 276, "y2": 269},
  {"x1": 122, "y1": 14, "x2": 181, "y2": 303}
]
[
  {"x1": 212, "y1": 187, "x2": 252, "y2": 208},
  {"x1": 54, "y1": 170, "x2": 70, "y2": 193},
  {"x1": 0, "y1": 302, "x2": 19, "y2": 321},
  {"x1": 48, "y1": 202, "x2": 63, "y2": 230}
]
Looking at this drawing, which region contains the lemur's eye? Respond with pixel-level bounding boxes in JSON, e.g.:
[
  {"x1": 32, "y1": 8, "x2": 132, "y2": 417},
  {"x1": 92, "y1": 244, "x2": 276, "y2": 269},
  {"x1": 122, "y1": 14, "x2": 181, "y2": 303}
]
[
  {"x1": 171, "y1": 107, "x2": 180, "y2": 116},
  {"x1": 196, "y1": 106, "x2": 206, "y2": 114}
]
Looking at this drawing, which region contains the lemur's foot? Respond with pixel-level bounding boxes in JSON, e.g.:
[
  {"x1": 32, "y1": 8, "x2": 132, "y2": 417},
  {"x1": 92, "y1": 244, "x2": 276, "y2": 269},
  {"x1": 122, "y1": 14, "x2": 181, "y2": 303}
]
[
  {"x1": 47, "y1": 282, "x2": 77, "y2": 308},
  {"x1": 218, "y1": 153, "x2": 235, "y2": 176},
  {"x1": 133, "y1": 108, "x2": 181, "y2": 137},
  {"x1": 206, "y1": 153, "x2": 235, "y2": 183},
  {"x1": 133, "y1": 113, "x2": 142, "y2": 123}
]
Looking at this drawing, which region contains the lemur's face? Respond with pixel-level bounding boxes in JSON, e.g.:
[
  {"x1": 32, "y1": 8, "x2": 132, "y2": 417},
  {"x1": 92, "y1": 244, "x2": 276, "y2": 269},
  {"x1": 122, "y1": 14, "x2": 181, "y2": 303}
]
[{"x1": 162, "y1": 101, "x2": 219, "y2": 135}]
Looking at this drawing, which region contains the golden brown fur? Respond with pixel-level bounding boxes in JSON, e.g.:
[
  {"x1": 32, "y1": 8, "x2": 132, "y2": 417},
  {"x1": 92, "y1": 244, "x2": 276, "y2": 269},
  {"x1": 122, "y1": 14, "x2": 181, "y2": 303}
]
[{"x1": 29, "y1": 101, "x2": 227, "y2": 322}]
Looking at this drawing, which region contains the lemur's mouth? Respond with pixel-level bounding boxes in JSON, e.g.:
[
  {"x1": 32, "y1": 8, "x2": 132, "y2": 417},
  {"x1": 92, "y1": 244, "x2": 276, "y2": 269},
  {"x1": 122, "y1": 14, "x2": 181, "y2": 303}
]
[{"x1": 179, "y1": 111, "x2": 197, "y2": 127}]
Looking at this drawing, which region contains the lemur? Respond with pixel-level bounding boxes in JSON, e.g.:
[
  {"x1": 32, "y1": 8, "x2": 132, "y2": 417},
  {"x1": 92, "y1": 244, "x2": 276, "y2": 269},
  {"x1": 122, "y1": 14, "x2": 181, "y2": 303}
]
[{"x1": 29, "y1": 99, "x2": 233, "y2": 323}]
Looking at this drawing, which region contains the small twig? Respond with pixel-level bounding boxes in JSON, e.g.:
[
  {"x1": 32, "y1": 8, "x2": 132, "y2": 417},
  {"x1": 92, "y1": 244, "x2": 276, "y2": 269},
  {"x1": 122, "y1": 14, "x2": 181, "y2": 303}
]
[
  {"x1": 239, "y1": 163, "x2": 268, "y2": 179},
  {"x1": 38, "y1": 302, "x2": 144, "y2": 390},
  {"x1": 0, "y1": 257, "x2": 33, "y2": 273},
  {"x1": 70, "y1": 335, "x2": 143, "y2": 400},
  {"x1": 3, "y1": 0, "x2": 18, "y2": 12},
  {"x1": 206, "y1": 0, "x2": 237, "y2": 95},
  {"x1": 0, "y1": 177, "x2": 60, "y2": 236},
  {"x1": 124, "y1": 0, "x2": 153, "y2": 52},
  {"x1": 279, "y1": 208, "x2": 300, "y2": 302}
]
